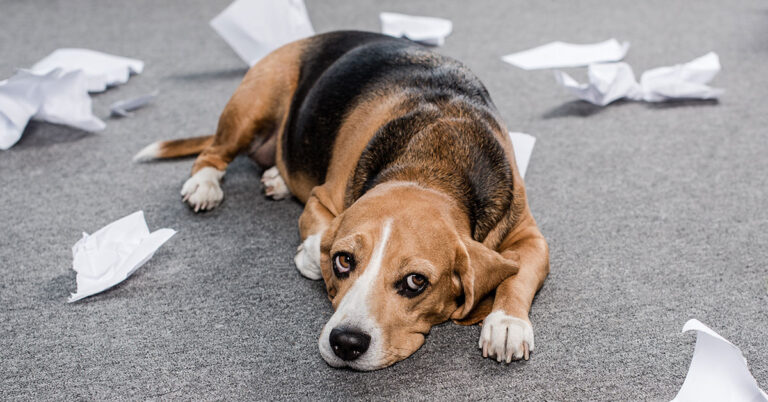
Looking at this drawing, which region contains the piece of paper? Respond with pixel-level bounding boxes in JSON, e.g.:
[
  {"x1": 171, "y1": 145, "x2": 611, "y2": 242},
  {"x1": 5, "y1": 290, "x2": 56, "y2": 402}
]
[
  {"x1": 210, "y1": 0, "x2": 314, "y2": 66},
  {"x1": 379, "y1": 12, "x2": 453, "y2": 46},
  {"x1": 68, "y1": 211, "x2": 176, "y2": 303},
  {"x1": 555, "y1": 52, "x2": 723, "y2": 106},
  {"x1": 110, "y1": 90, "x2": 159, "y2": 117},
  {"x1": 31, "y1": 48, "x2": 144, "y2": 93},
  {"x1": 508, "y1": 132, "x2": 536, "y2": 178},
  {"x1": 672, "y1": 319, "x2": 767, "y2": 402},
  {"x1": 0, "y1": 68, "x2": 105, "y2": 150},
  {"x1": 502, "y1": 39, "x2": 629, "y2": 70}
]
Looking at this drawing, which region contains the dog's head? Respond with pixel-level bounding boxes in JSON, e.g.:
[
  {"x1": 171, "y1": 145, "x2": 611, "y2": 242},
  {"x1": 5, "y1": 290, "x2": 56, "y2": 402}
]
[{"x1": 317, "y1": 181, "x2": 519, "y2": 370}]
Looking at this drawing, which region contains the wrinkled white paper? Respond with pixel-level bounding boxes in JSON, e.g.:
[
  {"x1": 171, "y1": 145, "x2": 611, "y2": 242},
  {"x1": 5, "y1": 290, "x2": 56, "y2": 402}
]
[
  {"x1": 555, "y1": 52, "x2": 723, "y2": 106},
  {"x1": 508, "y1": 132, "x2": 536, "y2": 178},
  {"x1": 0, "y1": 68, "x2": 105, "y2": 150},
  {"x1": 110, "y1": 90, "x2": 159, "y2": 117},
  {"x1": 380, "y1": 12, "x2": 452, "y2": 46},
  {"x1": 32, "y1": 48, "x2": 143, "y2": 93},
  {"x1": 210, "y1": 0, "x2": 314, "y2": 66},
  {"x1": 502, "y1": 39, "x2": 629, "y2": 70},
  {"x1": 672, "y1": 319, "x2": 767, "y2": 402},
  {"x1": 68, "y1": 211, "x2": 176, "y2": 303}
]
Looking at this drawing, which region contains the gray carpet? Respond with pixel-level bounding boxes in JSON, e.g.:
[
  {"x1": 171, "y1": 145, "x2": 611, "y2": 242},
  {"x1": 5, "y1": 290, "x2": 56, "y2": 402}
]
[{"x1": 1, "y1": 0, "x2": 766, "y2": 400}]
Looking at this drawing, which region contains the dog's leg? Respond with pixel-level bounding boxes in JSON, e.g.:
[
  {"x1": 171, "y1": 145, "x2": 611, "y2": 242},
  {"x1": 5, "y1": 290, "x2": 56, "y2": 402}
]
[
  {"x1": 181, "y1": 42, "x2": 304, "y2": 212},
  {"x1": 294, "y1": 188, "x2": 336, "y2": 280},
  {"x1": 478, "y1": 225, "x2": 549, "y2": 363},
  {"x1": 260, "y1": 166, "x2": 291, "y2": 200}
]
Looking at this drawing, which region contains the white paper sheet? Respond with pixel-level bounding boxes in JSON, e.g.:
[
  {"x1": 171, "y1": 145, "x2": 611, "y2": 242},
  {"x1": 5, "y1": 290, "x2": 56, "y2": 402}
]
[
  {"x1": 31, "y1": 48, "x2": 144, "y2": 93},
  {"x1": 110, "y1": 90, "x2": 159, "y2": 117},
  {"x1": 379, "y1": 12, "x2": 453, "y2": 46},
  {"x1": 68, "y1": 211, "x2": 176, "y2": 303},
  {"x1": 0, "y1": 68, "x2": 105, "y2": 150},
  {"x1": 508, "y1": 132, "x2": 536, "y2": 178},
  {"x1": 672, "y1": 319, "x2": 767, "y2": 402},
  {"x1": 502, "y1": 39, "x2": 629, "y2": 70},
  {"x1": 210, "y1": 0, "x2": 314, "y2": 66},
  {"x1": 555, "y1": 52, "x2": 723, "y2": 106}
]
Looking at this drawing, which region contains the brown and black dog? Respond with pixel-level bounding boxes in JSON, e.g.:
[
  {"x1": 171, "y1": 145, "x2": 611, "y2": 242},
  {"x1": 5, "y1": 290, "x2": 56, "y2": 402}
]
[{"x1": 135, "y1": 31, "x2": 549, "y2": 370}]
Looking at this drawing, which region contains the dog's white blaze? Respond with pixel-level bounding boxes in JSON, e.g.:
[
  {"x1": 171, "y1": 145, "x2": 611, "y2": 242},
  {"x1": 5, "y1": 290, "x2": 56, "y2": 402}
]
[{"x1": 318, "y1": 219, "x2": 392, "y2": 370}]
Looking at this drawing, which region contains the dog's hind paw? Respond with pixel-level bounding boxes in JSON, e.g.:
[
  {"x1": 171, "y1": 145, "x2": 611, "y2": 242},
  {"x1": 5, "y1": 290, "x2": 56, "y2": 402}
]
[
  {"x1": 181, "y1": 167, "x2": 225, "y2": 212},
  {"x1": 261, "y1": 166, "x2": 290, "y2": 200},
  {"x1": 478, "y1": 311, "x2": 534, "y2": 363}
]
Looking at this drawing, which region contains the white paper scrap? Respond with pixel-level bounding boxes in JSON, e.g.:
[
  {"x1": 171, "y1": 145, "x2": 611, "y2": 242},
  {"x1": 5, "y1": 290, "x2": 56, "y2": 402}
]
[
  {"x1": 32, "y1": 48, "x2": 144, "y2": 93},
  {"x1": 68, "y1": 211, "x2": 176, "y2": 303},
  {"x1": 555, "y1": 52, "x2": 723, "y2": 106},
  {"x1": 672, "y1": 319, "x2": 767, "y2": 402},
  {"x1": 0, "y1": 69, "x2": 105, "y2": 150},
  {"x1": 555, "y1": 62, "x2": 642, "y2": 106},
  {"x1": 509, "y1": 132, "x2": 536, "y2": 178},
  {"x1": 502, "y1": 39, "x2": 629, "y2": 70},
  {"x1": 210, "y1": 0, "x2": 315, "y2": 66},
  {"x1": 110, "y1": 90, "x2": 159, "y2": 117},
  {"x1": 380, "y1": 12, "x2": 453, "y2": 46}
]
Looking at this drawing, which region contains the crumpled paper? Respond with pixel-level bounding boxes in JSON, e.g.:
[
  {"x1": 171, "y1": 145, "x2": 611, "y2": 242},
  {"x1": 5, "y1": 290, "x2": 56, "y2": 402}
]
[
  {"x1": 110, "y1": 90, "x2": 159, "y2": 117},
  {"x1": 555, "y1": 52, "x2": 723, "y2": 106},
  {"x1": 672, "y1": 319, "x2": 767, "y2": 402},
  {"x1": 31, "y1": 48, "x2": 144, "y2": 93},
  {"x1": 68, "y1": 211, "x2": 176, "y2": 303},
  {"x1": 509, "y1": 132, "x2": 536, "y2": 179},
  {"x1": 379, "y1": 12, "x2": 453, "y2": 46},
  {"x1": 502, "y1": 39, "x2": 629, "y2": 70},
  {"x1": 210, "y1": 0, "x2": 314, "y2": 66},
  {"x1": 0, "y1": 68, "x2": 105, "y2": 150}
]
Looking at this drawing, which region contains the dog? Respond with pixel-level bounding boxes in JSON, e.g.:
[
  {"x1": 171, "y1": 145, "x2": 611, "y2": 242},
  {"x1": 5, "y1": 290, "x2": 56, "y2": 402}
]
[{"x1": 135, "y1": 31, "x2": 549, "y2": 370}]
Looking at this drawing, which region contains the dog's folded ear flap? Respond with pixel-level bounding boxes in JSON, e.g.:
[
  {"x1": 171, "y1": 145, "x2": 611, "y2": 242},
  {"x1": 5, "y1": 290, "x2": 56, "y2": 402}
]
[{"x1": 451, "y1": 238, "x2": 519, "y2": 322}]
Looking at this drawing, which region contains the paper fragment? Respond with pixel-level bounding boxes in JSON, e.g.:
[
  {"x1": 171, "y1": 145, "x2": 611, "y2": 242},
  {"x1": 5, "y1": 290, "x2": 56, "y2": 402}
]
[
  {"x1": 110, "y1": 90, "x2": 159, "y2": 117},
  {"x1": 502, "y1": 39, "x2": 629, "y2": 70},
  {"x1": 210, "y1": 0, "x2": 314, "y2": 66},
  {"x1": 0, "y1": 69, "x2": 105, "y2": 150},
  {"x1": 379, "y1": 12, "x2": 453, "y2": 46},
  {"x1": 672, "y1": 319, "x2": 767, "y2": 402},
  {"x1": 555, "y1": 52, "x2": 723, "y2": 105},
  {"x1": 32, "y1": 48, "x2": 144, "y2": 93},
  {"x1": 68, "y1": 211, "x2": 176, "y2": 303},
  {"x1": 508, "y1": 132, "x2": 536, "y2": 178}
]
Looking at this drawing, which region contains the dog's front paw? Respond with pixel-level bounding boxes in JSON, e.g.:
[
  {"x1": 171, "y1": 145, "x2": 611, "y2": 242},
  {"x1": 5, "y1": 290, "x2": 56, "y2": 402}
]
[
  {"x1": 181, "y1": 167, "x2": 225, "y2": 212},
  {"x1": 261, "y1": 166, "x2": 291, "y2": 200},
  {"x1": 478, "y1": 311, "x2": 534, "y2": 363},
  {"x1": 294, "y1": 233, "x2": 322, "y2": 280}
]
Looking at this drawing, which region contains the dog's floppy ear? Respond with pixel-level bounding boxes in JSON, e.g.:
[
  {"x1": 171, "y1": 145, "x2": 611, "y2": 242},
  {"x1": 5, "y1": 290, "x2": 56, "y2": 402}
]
[{"x1": 451, "y1": 237, "x2": 519, "y2": 321}]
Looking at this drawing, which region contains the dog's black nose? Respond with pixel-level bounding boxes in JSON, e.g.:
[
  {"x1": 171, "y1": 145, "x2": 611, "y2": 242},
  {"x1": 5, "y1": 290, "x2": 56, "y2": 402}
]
[{"x1": 329, "y1": 327, "x2": 371, "y2": 361}]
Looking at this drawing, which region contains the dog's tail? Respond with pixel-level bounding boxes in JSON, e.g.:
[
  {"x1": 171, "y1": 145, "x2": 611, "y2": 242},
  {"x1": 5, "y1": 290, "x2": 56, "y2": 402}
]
[{"x1": 132, "y1": 135, "x2": 214, "y2": 163}]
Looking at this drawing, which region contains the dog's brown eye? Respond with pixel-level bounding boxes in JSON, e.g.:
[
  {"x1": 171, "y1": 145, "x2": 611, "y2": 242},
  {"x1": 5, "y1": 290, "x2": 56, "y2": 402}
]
[
  {"x1": 397, "y1": 273, "x2": 429, "y2": 297},
  {"x1": 332, "y1": 252, "x2": 355, "y2": 278}
]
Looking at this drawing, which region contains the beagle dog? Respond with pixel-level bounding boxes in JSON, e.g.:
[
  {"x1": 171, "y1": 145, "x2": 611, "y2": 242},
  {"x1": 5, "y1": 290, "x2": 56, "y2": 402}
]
[{"x1": 135, "y1": 31, "x2": 549, "y2": 370}]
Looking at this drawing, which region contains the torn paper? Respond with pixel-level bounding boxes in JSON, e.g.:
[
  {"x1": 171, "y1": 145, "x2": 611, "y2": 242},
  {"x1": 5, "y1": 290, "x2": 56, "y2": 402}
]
[
  {"x1": 210, "y1": 0, "x2": 314, "y2": 66},
  {"x1": 31, "y1": 48, "x2": 143, "y2": 93},
  {"x1": 69, "y1": 211, "x2": 176, "y2": 303},
  {"x1": 110, "y1": 90, "x2": 159, "y2": 117},
  {"x1": 672, "y1": 319, "x2": 767, "y2": 402},
  {"x1": 380, "y1": 12, "x2": 452, "y2": 46},
  {"x1": 555, "y1": 52, "x2": 723, "y2": 106},
  {"x1": 508, "y1": 132, "x2": 536, "y2": 178},
  {"x1": 502, "y1": 39, "x2": 629, "y2": 70},
  {"x1": 0, "y1": 69, "x2": 105, "y2": 150}
]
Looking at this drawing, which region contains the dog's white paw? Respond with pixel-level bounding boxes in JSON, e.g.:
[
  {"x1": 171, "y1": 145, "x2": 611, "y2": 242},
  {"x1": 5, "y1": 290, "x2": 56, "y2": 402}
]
[
  {"x1": 261, "y1": 166, "x2": 290, "y2": 200},
  {"x1": 294, "y1": 233, "x2": 323, "y2": 280},
  {"x1": 181, "y1": 167, "x2": 225, "y2": 212},
  {"x1": 479, "y1": 311, "x2": 534, "y2": 363}
]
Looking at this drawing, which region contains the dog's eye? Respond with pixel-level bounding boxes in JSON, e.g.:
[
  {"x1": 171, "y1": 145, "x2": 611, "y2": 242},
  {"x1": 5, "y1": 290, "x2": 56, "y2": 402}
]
[
  {"x1": 332, "y1": 252, "x2": 355, "y2": 278},
  {"x1": 397, "y1": 273, "x2": 429, "y2": 298}
]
